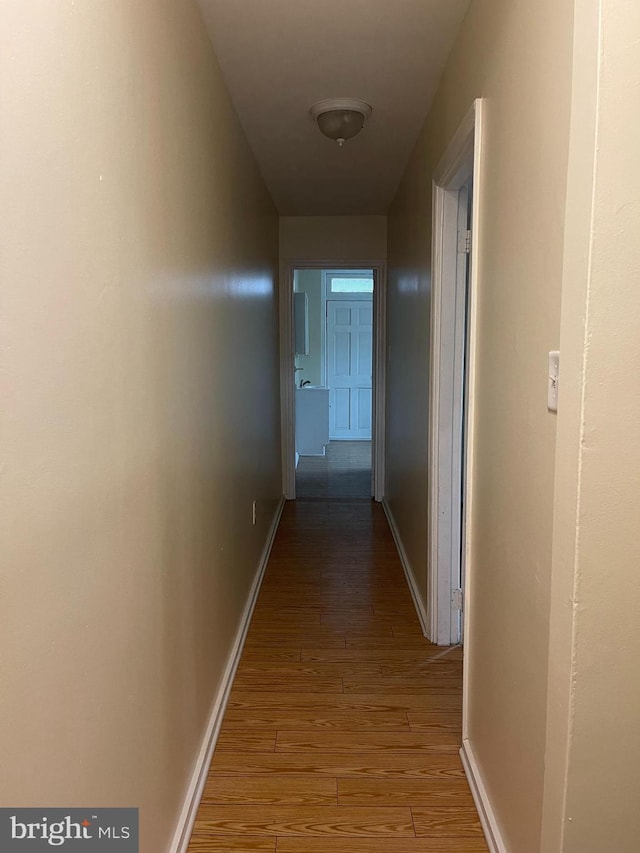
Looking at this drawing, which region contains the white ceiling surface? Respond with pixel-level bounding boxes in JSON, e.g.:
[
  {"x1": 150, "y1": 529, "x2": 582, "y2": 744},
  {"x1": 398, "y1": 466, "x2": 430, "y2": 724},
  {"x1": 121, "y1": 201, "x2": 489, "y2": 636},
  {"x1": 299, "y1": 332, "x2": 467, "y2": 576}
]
[{"x1": 198, "y1": 0, "x2": 470, "y2": 215}]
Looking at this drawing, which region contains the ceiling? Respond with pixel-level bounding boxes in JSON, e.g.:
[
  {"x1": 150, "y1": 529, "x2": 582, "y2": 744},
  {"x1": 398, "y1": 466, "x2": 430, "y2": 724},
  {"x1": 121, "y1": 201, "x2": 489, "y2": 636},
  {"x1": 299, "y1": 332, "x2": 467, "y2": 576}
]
[{"x1": 197, "y1": 0, "x2": 470, "y2": 215}]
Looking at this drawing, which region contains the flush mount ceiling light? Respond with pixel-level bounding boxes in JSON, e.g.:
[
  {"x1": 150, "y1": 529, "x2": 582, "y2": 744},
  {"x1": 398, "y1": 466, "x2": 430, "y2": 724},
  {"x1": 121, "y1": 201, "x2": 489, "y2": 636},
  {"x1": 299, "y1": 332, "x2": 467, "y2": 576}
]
[{"x1": 310, "y1": 98, "x2": 372, "y2": 147}]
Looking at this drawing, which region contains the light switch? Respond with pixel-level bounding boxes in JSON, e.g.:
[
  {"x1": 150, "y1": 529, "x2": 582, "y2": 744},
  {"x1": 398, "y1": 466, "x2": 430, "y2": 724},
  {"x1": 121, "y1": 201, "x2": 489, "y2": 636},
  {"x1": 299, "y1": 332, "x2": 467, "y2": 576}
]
[{"x1": 548, "y1": 351, "x2": 560, "y2": 412}]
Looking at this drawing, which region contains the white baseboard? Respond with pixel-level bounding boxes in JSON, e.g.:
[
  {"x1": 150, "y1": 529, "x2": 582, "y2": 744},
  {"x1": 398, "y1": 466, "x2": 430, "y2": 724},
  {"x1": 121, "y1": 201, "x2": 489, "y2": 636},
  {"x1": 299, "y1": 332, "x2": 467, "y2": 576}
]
[
  {"x1": 169, "y1": 496, "x2": 286, "y2": 853},
  {"x1": 460, "y1": 739, "x2": 507, "y2": 853},
  {"x1": 381, "y1": 498, "x2": 429, "y2": 638}
]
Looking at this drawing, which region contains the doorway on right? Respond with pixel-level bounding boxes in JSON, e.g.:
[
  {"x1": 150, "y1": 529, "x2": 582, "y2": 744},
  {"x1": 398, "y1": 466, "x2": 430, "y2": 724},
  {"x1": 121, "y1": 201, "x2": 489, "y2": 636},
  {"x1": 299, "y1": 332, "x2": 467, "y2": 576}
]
[{"x1": 428, "y1": 100, "x2": 483, "y2": 649}]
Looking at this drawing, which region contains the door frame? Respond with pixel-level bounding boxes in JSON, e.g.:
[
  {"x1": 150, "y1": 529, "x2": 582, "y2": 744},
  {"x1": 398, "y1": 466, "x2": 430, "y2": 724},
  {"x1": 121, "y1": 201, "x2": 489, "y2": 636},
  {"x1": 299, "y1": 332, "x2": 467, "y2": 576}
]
[
  {"x1": 280, "y1": 259, "x2": 386, "y2": 501},
  {"x1": 427, "y1": 99, "x2": 484, "y2": 646}
]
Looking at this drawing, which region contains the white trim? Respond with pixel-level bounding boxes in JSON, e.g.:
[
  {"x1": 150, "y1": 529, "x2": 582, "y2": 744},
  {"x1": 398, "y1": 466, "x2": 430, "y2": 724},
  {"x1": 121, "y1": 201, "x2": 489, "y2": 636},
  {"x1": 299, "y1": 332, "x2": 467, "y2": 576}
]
[
  {"x1": 382, "y1": 498, "x2": 429, "y2": 637},
  {"x1": 428, "y1": 99, "x2": 484, "y2": 649},
  {"x1": 460, "y1": 739, "x2": 508, "y2": 853},
  {"x1": 433, "y1": 104, "x2": 477, "y2": 186},
  {"x1": 320, "y1": 273, "x2": 328, "y2": 388},
  {"x1": 280, "y1": 267, "x2": 296, "y2": 498},
  {"x1": 450, "y1": 182, "x2": 470, "y2": 645},
  {"x1": 170, "y1": 496, "x2": 285, "y2": 853},
  {"x1": 428, "y1": 185, "x2": 465, "y2": 644},
  {"x1": 280, "y1": 259, "x2": 386, "y2": 501},
  {"x1": 462, "y1": 100, "x2": 484, "y2": 735},
  {"x1": 372, "y1": 266, "x2": 386, "y2": 502}
]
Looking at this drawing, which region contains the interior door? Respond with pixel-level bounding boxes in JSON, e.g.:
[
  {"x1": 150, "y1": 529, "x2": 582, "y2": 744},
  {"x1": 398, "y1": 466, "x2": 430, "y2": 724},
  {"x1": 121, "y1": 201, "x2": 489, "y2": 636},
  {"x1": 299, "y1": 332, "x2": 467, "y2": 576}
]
[{"x1": 326, "y1": 300, "x2": 372, "y2": 440}]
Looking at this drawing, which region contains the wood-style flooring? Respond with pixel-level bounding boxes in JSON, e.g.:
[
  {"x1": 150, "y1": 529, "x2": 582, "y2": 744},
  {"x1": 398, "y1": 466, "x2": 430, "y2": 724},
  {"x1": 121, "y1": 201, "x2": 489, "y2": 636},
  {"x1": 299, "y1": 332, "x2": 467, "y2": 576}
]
[{"x1": 187, "y1": 499, "x2": 488, "y2": 852}]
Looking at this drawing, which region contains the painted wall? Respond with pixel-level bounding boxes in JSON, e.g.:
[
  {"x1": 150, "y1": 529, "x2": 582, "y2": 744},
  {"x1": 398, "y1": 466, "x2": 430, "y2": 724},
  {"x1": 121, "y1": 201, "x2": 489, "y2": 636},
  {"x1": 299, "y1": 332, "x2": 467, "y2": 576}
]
[
  {"x1": 543, "y1": 1, "x2": 640, "y2": 850},
  {"x1": 0, "y1": 2, "x2": 280, "y2": 852},
  {"x1": 293, "y1": 270, "x2": 323, "y2": 386},
  {"x1": 385, "y1": 0, "x2": 573, "y2": 849},
  {"x1": 280, "y1": 215, "x2": 387, "y2": 262}
]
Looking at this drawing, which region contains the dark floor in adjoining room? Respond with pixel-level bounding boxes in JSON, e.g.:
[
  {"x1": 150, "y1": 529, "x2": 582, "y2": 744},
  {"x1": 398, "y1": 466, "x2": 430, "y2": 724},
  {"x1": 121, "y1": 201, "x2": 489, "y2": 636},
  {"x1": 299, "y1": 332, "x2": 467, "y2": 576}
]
[{"x1": 296, "y1": 440, "x2": 372, "y2": 499}]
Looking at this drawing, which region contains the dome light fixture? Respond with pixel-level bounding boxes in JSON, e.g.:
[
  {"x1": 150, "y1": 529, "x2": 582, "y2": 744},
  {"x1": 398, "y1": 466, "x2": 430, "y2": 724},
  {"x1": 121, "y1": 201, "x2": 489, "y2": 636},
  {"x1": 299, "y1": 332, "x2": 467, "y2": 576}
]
[{"x1": 310, "y1": 98, "x2": 372, "y2": 147}]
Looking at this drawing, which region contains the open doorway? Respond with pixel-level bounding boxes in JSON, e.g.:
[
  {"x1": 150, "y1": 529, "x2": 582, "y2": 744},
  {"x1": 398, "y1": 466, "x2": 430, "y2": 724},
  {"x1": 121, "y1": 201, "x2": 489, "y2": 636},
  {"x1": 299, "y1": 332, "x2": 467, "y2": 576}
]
[
  {"x1": 294, "y1": 269, "x2": 373, "y2": 499},
  {"x1": 280, "y1": 261, "x2": 386, "y2": 501},
  {"x1": 428, "y1": 100, "x2": 483, "y2": 648}
]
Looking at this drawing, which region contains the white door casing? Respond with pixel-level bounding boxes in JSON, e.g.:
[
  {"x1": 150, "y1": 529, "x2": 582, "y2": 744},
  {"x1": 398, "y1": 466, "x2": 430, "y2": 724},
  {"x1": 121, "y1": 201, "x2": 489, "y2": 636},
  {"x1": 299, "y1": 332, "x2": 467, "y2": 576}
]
[
  {"x1": 428, "y1": 99, "x2": 483, "y2": 656},
  {"x1": 326, "y1": 300, "x2": 373, "y2": 440},
  {"x1": 279, "y1": 260, "x2": 386, "y2": 502}
]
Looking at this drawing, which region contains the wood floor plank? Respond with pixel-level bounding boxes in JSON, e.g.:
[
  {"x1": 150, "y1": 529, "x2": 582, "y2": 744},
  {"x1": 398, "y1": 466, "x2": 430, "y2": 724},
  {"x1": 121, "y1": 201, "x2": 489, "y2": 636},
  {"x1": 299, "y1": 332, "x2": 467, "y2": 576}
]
[
  {"x1": 337, "y1": 778, "x2": 475, "y2": 807},
  {"x1": 215, "y1": 731, "x2": 276, "y2": 752},
  {"x1": 321, "y1": 598, "x2": 415, "y2": 610},
  {"x1": 412, "y1": 807, "x2": 485, "y2": 838},
  {"x1": 322, "y1": 622, "x2": 415, "y2": 636},
  {"x1": 321, "y1": 614, "x2": 419, "y2": 630},
  {"x1": 341, "y1": 627, "x2": 397, "y2": 639},
  {"x1": 239, "y1": 649, "x2": 302, "y2": 663},
  {"x1": 250, "y1": 612, "x2": 323, "y2": 626},
  {"x1": 345, "y1": 635, "x2": 436, "y2": 649},
  {"x1": 262, "y1": 562, "x2": 328, "y2": 570},
  {"x1": 231, "y1": 675, "x2": 344, "y2": 693},
  {"x1": 301, "y1": 647, "x2": 448, "y2": 663},
  {"x1": 201, "y1": 775, "x2": 336, "y2": 805},
  {"x1": 208, "y1": 752, "x2": 466, "y2": 779},
  {"x1": 192, "y1": 805, "x2": 414, "y2": 836},
  {"x1": 228, "y1": 692, "x2": 461, "y2": 712},
  {"x1": 392, "y1": 623, "x2": 432, "y2": 636},
  {"x1": 323, "y1": 575, "x2": 400, "y2": 584},
  {"x1": 381, "y1": 662, "x2": 464, "y2": 678},
  {"x1": 243, "y1": 628, "x2": 346, "y2": 647},
  {"x1": 244, "y1": 636, "x2": 346, "y2": 649},
  {"x1": 187, "y1": 836, "x2": 275, "y2": 851},
  {"x1": 257, "y1": 583, "x2": 322, "y2": 593},
  {"x1": 373, "y1": 604, "x2": 423, "y2": 616},
  {"x1": 276, "y1": 731, "x2": 461, "y2": 754},
  {"x1": 234, "y1": 662, "x2": 382, "y2": 679},
  {"x1": 320, "y1": 587, "x2": 413, "y2": 598},
  {"x1": 343, "y1": 677, "x2": 462, "y2": 694},
  {"x1": 320, "y1": 606, "x2": 378, "y2": 619},
  {"x1": 223, "y1": 710, "x2": 409, "y2": 730},
  {"x1": 321, "y1": 566, "x2": 399, "y2": 576},
  {"x1": 321, "y1": 581, "x2": 403, "y2": 591},
  {"x1": 407, "y1": 711, "x2": 462, "y2": 732},
  {"x1": 253, "y1": 597, "x2": 324, "y2": 607},
  {"x1": 241, "y1": 626, "x2": 346, "y2": 640},
  {"x1": 276, "y1": 838, "x2": 489, "y2": 852}
]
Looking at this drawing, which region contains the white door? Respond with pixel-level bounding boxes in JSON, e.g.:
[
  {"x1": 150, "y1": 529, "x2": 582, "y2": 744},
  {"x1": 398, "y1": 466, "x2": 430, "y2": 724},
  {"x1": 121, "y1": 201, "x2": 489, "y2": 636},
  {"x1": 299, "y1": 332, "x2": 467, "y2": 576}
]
[{"x1": 326, "y1": 300, "x2": 372, "y2": 440}]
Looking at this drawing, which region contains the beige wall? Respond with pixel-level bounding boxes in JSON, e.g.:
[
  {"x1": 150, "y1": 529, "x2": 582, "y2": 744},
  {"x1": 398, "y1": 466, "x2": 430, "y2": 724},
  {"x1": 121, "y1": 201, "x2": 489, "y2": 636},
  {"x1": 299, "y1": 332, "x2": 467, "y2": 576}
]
[
  {"x1": 0, "y1": 2, "x2": 280, "y2": 851},
  {"x1": 280, "y1": 215, "x2": 387, "y2": 262},
  {"x1": 543, "y1": 1, "x2": 640, "y2": 850},
  {"x1": 386, "y1": 0, "x2": 574, "y2": 849}
]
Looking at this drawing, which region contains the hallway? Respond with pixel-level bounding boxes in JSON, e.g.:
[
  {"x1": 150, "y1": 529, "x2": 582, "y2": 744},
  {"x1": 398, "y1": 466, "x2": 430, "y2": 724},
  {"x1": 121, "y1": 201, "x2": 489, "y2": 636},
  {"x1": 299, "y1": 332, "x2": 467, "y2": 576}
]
[{"x1": 187, "y1": 499, "x2": 487, "y2": 851}]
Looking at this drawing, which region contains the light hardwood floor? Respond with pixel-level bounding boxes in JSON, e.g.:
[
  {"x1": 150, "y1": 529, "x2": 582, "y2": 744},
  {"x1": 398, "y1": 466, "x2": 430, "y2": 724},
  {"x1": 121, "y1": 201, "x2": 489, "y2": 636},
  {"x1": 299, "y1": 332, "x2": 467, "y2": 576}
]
[{"x1": 187, "y1": 499, "x2": 488, "y2": 852}]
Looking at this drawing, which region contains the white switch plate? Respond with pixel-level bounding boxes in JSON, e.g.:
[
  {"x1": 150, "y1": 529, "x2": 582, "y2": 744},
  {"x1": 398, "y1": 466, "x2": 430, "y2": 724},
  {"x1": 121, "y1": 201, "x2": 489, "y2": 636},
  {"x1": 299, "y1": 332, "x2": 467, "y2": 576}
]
[{"x1": 548, "y1": 351, "x2": 560, "y2": 412}]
